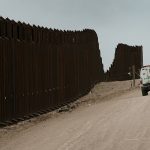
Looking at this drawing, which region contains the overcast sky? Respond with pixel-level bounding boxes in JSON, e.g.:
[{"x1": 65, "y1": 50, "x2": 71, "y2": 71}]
[{"x1": 0, "y1": 0, "x2": 149, "y2": 70}]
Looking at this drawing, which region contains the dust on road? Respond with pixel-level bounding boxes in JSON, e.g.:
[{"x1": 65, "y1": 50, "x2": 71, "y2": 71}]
[{"x1": 1, "y1": 80, "x2": 150, "y2": 150}]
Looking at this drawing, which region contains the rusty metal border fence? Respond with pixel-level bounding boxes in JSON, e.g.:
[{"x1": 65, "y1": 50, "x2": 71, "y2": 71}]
[
  {"x1": 0, "y1": 17, "x2": 104, "y2": 123},
  {"x1": 105, "y1": 44, "x2": 143, "y2": 81}
]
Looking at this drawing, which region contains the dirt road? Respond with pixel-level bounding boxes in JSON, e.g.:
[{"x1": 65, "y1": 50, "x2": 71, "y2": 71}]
[{"x1": 1, "y1": 81, "x2": 150, "y2": 150}]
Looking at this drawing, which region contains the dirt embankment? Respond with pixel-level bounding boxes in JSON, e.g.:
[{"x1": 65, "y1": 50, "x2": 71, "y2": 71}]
[{"x1": 0, "y1": 80, "x2": 140, "y2": 135}]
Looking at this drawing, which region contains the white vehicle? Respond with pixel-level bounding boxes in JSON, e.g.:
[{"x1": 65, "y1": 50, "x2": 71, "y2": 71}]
[{"x1": 140, "y1": 65, "x2": 150, "y2": 96}]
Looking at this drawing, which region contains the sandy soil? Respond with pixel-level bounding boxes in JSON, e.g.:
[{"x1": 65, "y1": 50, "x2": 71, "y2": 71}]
[{"x1": 1, "y1": 80, "x2": 150, "y2": 150}]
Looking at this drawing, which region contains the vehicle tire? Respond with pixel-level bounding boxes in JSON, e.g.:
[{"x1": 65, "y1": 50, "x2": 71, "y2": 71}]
[{"x1": 141, "y1": 87, "x2": 148, "y2": 96}]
